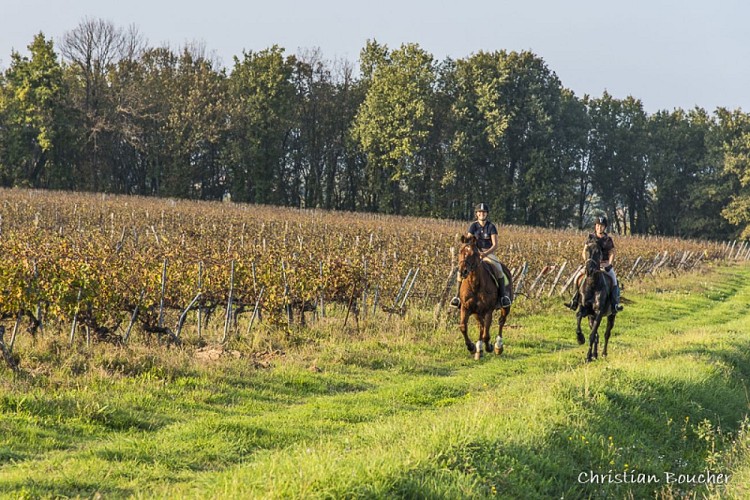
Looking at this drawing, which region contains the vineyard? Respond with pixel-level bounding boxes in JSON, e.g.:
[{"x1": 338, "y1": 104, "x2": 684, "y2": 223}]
[
  {"x1": 0, "y1": 188, "x2": 745, "y2": 359},
  {"x1": 4, "y1": 188, "x2": 750, "y2": 498}
]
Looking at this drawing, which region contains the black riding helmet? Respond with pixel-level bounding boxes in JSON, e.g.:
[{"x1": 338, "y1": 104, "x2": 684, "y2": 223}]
[
  {"x1": 595, "y1": 215, "x2": 608, "y2": 228},
  {"x1": 475, "y1": 202, "x2": 489, "y2": 213}
]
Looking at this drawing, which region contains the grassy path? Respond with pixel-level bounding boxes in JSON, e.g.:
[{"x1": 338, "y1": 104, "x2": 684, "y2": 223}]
[{"x1": 1, "y1": 264, "x2": 750, "y2": 498}]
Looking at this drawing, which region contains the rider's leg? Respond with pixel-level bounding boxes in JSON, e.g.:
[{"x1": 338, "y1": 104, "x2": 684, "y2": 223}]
[
  {"x1": 498, "y1": 278, "x2": 511, "y2": 307},
  {"x1": 484, "y1": 254, "x2": 511, "y2": 306},
  {"x1": 606, "y1": 267, "x2": 623, "y2": 311},
  {"x1": 564, "y1": 269, "x2": 582, "y2": 309}
]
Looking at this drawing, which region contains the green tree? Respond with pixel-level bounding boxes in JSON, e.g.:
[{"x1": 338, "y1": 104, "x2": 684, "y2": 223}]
[
  {"x1": 647, "y1": 108, "x2": 717, "y2": 236},
  {"x1": 288, "y1": 52, "x2": 368, "y2": 211},
  {"x1": 106, "y1": 47, "x2": 177, "y2": 195},
  {"x1": 446, "y1": 50, "x2": 581, "y2": 225},
  {"x1": 0, "y1": 33, "x2": 64, "y2": 187},
  {"x1": 227, "y1": 46, "x2": 296, "y2": 204},
  {"x1": 161, "y1": 46, "x2": 229, "y2": 199},
  {"x1": 586, "y1": 93, "x2": 649, "y2": 234},
  {"x1": 352, "y1": 41, "x2": 436, "y2": 214},
  {"x1": 717, "y1": 108, "x2": 750, "y2": 238}
]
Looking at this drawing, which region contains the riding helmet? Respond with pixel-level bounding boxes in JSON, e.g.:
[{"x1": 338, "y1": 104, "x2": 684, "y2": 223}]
[
  {"x1": 595, "y1": 215, "x2": 609, "y2": 227},
  {"x1": 475, "y1": 202, "x2": 490, "y2": 213}
]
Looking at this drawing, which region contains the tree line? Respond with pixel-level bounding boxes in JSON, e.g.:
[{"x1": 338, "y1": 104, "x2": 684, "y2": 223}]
[{"x1": 3, "y1": 18, "x2": 750, "y2": 239}]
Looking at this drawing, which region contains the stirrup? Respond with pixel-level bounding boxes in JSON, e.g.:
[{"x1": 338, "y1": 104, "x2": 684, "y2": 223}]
[
  {"x1": 449, "y1": 297, "x2": 460, "y2": 308},
  {"x1": 615, "y1": 303, "x2": 623, "y2": 312},
  {"x1": 564, "y1": 300, "x2": 578, "y2": 310},
  {"x1": 500, "y1": 296, "x2": 511, "y2": 307}
]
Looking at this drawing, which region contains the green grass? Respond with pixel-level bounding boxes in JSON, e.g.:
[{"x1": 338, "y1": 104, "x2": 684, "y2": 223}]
[{"x1": 2, "y1": 264, "x2": 750, "y2": 498}]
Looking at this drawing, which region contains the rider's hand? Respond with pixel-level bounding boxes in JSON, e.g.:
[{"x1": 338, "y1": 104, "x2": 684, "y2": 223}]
[{"x1": 605, "y1": 264, "x2": 613, "y2": 272}]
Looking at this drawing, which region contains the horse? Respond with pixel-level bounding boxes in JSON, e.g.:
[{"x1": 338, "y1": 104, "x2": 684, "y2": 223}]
[
  {"x1": 457, "y1": 235, "x2": 513, "y2": 360},
  {"x1": 573, "y1": 239, "x2": 617, "y2": 362}
]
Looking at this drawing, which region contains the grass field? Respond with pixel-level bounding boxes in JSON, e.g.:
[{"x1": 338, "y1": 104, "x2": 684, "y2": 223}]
[{"x1": 1, "y1": 261, "x2": 750, "y2": 499}]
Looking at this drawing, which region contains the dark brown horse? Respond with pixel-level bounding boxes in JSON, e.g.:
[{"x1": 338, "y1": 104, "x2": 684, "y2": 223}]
[
  {"x1": 574, "y1": 239, "x2": 616, "y2": 362},
  {"x1": 457, "y1": 235, "x2": 513, "y2": 360}
]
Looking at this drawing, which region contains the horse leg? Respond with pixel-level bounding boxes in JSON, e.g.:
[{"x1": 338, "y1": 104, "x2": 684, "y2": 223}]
[
  {"x1": 475, "y1": 313, "x2": 490, "y2": 360},
  {"x1": 587, "y1": 312, "x2": 603, "y2": 362},
  {"x1": 483, "y1": 312, "x2": 492, "y2": 346},
  {"x1": 459, "y1": 308, "x2": 474, "y2": 354},
  {"x1": 602, "y1": 314, "x2": 615, "y2": 357},
  {"x1": 575, "y1": 312, "x2": 585, "y2": 345},
  {"x1": 494, "y1": 307, "x2": 508, "y2": 355}
]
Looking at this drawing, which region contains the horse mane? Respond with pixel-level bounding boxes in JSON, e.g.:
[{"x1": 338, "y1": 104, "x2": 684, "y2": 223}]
[
  {"x1": 584, "y1": 240, "x2": 602, "y2": 276},
  {"x1": 461, "y1": 234, "x2": 477, "y2": 246}
]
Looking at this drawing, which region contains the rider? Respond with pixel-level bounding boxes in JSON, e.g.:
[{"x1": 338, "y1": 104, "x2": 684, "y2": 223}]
[
  {"x1": 450, "y1": 202, "x2": 511, "y2": 308},
  {"x1": 565, "y1": 214, "x2": 623, "y2": 312}
]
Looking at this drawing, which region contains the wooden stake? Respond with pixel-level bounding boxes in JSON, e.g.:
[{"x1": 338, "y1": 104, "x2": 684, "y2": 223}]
[
  {"x1": 69, "y1": 288, "x2": 82, "y2": 345},
  {"x1": 222, "y1": 260, "x2": 235, "y2": 343}
]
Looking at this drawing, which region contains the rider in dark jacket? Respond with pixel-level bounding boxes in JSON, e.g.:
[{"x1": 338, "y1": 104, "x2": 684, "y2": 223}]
[{"x1": 565, "y1": 215, "x2": 623, "y2": 312}]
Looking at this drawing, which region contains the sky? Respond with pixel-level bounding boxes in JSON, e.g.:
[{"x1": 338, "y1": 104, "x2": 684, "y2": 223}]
[{"x1": 1, "y1": 0, "x2": 748, "y2": 114}]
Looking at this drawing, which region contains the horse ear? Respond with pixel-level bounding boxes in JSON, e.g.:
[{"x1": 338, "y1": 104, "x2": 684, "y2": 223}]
[{"x1": 460, "y1": 234, "x2": 469, "y2": 244}]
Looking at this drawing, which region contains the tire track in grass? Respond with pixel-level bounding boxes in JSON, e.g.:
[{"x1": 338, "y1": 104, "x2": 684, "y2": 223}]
[
  {"x1": 147, "y1": 265, "x2": 750, "y2": 498},
  {"x1": 2, "y1": 265, "x2": 749, "y2": 498}
]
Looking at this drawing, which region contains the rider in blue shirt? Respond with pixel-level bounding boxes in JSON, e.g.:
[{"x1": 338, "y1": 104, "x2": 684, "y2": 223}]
[{"x1": 450, "y1": 203, "x2": 511, "y2": 308}]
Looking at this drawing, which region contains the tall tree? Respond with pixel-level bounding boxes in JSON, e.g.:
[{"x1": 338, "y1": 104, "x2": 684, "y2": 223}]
[
  {"x1": 0, "y1": 33, "x2": 65, "y2": 187},
  {"x1": 647, "y1": 108, "x2": 715, "y2": 236},
  {"x1": 586, "y1": 93, "x2": 649, "y2": 234},
  {"x1": 447, "y1": 50, "x2": 580, "y2": 225},
  {"x1": 60, "y1": 18, "x2": 145, "y2": 191},
  {"x1": 717, "y1": 108, "x2": 750, "y2": 238},
  {"x1": 228, "y1": 45, "x2": 296, "y2": 204},
  {"x1": 553, "y1": 89, "x2": 590, "y2": 228},
  {"x1": 352, "y1": 41, "x2": 436, "y2": 214},
  {"x1": 161, "y1": 45, "x2": 229, "y2": 199},
  {"x1": 106, "y1": 46, "x2": 177, "y2": 195}
]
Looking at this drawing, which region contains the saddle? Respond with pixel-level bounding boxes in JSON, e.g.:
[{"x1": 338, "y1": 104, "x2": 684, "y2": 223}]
[{"x1": 481, "y1": 256, "x2": 511, "y2": 305}]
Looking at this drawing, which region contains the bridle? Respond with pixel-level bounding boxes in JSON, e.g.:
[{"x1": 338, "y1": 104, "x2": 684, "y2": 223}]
[
  {"x1": 584, "y1": 243, "x2": 602, "y2": 277},
  {"x1": 459, "y1": 244, "x2": 480, "y2": 279}
]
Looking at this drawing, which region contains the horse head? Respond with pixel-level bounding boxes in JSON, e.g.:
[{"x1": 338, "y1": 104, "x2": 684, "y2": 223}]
[
  {"x1": 459, "y1": 235, "x2": 481, "y2": 279},
  {"x1": 584, "y1": 239, "x2": 602, "y2": 276}
]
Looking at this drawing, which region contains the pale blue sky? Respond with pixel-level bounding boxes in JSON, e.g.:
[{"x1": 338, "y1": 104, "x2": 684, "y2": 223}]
[{"x1": 1, "y1": 0, "x2": 748, "y2": 114}]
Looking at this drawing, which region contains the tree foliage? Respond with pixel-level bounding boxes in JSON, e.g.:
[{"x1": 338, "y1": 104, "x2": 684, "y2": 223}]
[{"x1": 0, "y1": 19, "x2": 749, "y2": 241}]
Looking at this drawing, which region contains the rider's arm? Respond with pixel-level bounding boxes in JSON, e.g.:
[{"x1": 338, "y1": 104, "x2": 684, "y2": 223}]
[
  {"x1": 481, "y1": 234, "x2": 499, "y2": 257},
  {"x1": 608, "y1": 247, "x2": 616, "y2": 267}
]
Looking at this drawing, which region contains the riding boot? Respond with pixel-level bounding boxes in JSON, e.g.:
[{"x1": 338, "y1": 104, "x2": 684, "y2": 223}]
[
  {"x1": 613, "y1": 285, "x2": 623, "y2": 312},
  {"x1": 449, "y1": 280, "x2": 461, "y2": 308},
  {"x1": 564, "y1": 290, "x2": 579, "y2": 310},
  {"x1": 498, "y1": 280, "x2": 511, "y2": 307}
]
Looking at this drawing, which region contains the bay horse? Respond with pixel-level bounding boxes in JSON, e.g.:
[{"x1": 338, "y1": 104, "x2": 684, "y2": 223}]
[
  {"x1": 457, "y1": 235, "x2": 513, "y2": 360},
  {"x1": 573, "y1": 239, "x2": 616, "y2": 362}
]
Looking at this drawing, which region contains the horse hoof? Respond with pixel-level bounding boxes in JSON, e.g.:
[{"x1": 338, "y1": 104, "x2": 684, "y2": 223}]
[
  {"x1": 576, "y1": 334, "x2": 585, "y2": 345},
  {"x1": 474, "y1": 351, "x2": 482, "y2": 360},
  {"x1": 494, "y1": 346, "x2": 504, "y2": 355},
  {"x1": 467, "y1": 343, "x2": 475, "y2": 353}
]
